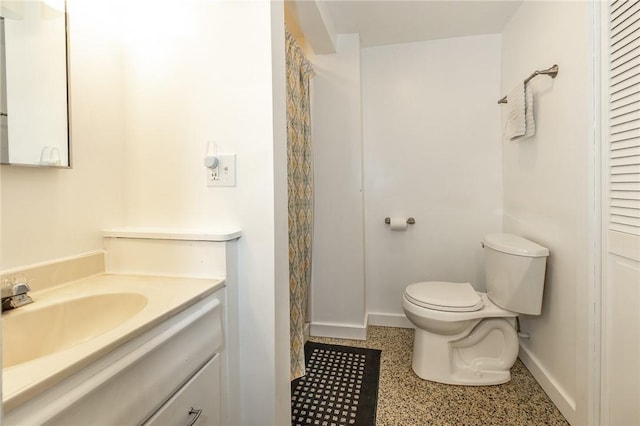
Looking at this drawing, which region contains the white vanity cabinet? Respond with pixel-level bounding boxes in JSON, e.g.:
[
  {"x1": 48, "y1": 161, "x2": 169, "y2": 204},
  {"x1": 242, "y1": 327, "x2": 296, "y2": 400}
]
[
  {"x1": 3, "y1": 291, "x2": 226, "y2": 426},
  {"x1": 144, "y1": 354, "x2": 222, "y2": 426},
  {"x1": 3, "y1": 229, "x2": 240, "y2": 425}
]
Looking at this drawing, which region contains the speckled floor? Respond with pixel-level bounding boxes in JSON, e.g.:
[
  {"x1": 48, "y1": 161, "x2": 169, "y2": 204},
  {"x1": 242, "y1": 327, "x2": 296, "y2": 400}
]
[{"x1": 309, "y1": 326, "x2": 569, "y2": 426}]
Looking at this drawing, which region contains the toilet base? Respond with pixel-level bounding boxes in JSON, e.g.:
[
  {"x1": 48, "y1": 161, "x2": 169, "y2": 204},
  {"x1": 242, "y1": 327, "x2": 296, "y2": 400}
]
[{"x1": 411, "y1": 318, "x2": 519, "y2": 386}]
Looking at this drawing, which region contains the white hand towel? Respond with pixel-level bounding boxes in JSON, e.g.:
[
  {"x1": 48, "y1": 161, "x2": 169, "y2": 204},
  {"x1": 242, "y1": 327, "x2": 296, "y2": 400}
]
[
  {"x1": 504, "y1": 83, "x2": 526, "y2": 140},
  {"x1": 522, "y1": 82, "x2": 536, "y2": 139},
  {"x1": 504, "y1": 82, "x2": 536, "y2": 141}
]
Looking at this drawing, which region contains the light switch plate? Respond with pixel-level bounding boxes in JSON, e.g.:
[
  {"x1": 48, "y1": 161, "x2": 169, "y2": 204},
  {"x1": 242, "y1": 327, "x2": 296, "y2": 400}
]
[{"x1": 207, "y1": 154, "x2": 236, "y2": 187}]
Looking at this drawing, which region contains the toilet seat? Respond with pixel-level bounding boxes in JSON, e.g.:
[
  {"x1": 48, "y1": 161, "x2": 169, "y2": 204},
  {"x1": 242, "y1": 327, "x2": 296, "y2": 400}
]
[{"x1": 404, "y1": 281, "x2": 483, "y2": 312}]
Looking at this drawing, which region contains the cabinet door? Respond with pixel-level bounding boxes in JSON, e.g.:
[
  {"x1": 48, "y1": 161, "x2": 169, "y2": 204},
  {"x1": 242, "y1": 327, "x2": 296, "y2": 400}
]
[{"x1": 144, "y1": 354, "x2": 222, "y2": 426}]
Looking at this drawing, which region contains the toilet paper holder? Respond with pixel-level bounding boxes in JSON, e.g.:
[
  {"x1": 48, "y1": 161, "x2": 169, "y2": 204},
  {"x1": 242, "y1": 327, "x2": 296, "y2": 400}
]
[{"x1": 384, "y1": 217, "x2": 416, "y2": 225}]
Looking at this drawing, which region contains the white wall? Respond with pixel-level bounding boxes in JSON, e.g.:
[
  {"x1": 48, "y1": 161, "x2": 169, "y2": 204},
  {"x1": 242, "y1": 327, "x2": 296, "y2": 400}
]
[
  {"x1": 309, "y1": 34, "x2": 367, "y2": 339},
  {"x1": 270, "y1": 7, "x2": 291, "y2": 424},
  {"x1": 501, "y1": 2, "x2": 593, "y2": 424},
  {"x1": 120, "y1": 2, "x2": 289, "y2": 424},
  {"x1": 362, "y1": 35, "x2": 503, "y2": 324},
  {"x1": 1, "y1": 1, "x2": 289, "y2": 423},
  {"x1": 1, "y1": 43, "x2": 3, "y2": 425},
  {"x1": 0, "y1": 0, "x2": 126, "y2": 269}
]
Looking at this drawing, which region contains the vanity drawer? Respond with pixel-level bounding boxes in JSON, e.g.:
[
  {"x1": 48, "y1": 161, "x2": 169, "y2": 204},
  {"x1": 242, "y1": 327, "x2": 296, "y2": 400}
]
[{"x1": 144, "y1": 354, "x2": 222, "y2": 426}]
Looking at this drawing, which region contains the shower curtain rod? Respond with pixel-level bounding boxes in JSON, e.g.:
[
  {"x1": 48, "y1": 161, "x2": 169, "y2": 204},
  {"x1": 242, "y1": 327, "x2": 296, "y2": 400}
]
[{"x1": 497, "y1": 64, "x2": 559, "y2": 104}]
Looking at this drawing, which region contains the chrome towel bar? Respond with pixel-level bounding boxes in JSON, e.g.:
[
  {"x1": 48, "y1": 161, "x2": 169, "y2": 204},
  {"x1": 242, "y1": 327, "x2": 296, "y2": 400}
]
[{"x1": 497, "y1": 64, "x2": 559, "y2": 104}]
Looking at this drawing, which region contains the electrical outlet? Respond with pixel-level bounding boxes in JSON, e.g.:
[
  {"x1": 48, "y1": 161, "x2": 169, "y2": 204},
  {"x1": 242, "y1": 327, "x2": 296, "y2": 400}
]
[
  {"x1": 208, "y1": 167, "x2": 219, "y2": 181},
  {"x1": 207, "y1": 154, "x2": 236, "y2": 187}
]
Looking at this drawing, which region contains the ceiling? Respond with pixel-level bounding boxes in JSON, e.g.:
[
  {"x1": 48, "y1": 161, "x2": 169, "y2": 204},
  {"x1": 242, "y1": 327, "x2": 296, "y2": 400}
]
[{"x1": 287, "y1": 1, "x2": 523, "y2": 51}]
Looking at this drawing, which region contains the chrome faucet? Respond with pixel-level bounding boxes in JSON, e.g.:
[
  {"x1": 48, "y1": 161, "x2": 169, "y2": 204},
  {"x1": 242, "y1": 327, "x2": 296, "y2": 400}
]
[{"x1": 1, "y1": 280, "x2": 33, "y2": 311}]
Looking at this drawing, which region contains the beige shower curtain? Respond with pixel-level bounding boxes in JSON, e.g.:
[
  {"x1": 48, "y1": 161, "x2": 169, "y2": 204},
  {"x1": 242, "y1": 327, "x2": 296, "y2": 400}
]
[{"x1": 286, "y1": 30, "x2": 314, "y2": 380}]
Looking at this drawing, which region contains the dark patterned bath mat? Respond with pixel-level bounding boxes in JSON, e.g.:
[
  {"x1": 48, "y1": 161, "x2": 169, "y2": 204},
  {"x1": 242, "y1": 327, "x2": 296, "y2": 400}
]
[{"x1": 291, "y1": 341, "x2": 381, "y2": 426}]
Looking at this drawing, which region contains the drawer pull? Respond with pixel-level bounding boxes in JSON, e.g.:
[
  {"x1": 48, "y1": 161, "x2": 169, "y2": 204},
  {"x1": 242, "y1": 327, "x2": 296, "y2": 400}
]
[{"x1": 186, "y1": 407, "x2": 202, "y2": 426}]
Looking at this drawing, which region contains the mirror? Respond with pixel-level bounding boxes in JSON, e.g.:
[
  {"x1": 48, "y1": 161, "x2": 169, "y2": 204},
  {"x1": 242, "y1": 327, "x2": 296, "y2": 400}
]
[{"x1": 0, "y1": 0, "x2": 70, "y2": 168}]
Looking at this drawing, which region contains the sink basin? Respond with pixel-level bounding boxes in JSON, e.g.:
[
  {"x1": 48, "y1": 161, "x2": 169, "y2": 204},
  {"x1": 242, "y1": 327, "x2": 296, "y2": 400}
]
[{"x1": 2, "y1": 293, "x2": 147, "y2": 368}]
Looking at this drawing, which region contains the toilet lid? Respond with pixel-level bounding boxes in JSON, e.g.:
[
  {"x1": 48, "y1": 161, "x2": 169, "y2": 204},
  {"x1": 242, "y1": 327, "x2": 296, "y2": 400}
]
[{"x1": 404, "y1": 281, "x2": 483, "y2": 312}]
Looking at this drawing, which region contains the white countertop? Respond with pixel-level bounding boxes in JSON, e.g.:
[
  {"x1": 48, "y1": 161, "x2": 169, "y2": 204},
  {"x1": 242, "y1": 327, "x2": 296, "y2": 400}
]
[{"x1": 2, "y1": 274, "x2": 225, "y2": 411}]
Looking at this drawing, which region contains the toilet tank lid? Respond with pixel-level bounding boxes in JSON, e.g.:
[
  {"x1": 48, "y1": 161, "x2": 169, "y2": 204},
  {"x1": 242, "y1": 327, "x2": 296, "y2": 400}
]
[{"x1": 483, "y1": 233, "x2": 549, "y2": 257}]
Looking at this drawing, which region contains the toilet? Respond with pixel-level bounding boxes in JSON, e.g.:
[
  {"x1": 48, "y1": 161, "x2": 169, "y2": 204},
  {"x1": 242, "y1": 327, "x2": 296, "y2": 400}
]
[{"x1": 402, "y1": 233, "x2": 549, "y2": 386}]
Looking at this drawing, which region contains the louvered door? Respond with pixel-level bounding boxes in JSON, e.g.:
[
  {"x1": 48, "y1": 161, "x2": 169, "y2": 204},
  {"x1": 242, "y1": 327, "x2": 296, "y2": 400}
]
[
  {"x1": 609, "y1": 0, "x2": 640, "y2": 236},
  {"x1": 602, "y1": 0, "x2": 640, "y2": 424}
]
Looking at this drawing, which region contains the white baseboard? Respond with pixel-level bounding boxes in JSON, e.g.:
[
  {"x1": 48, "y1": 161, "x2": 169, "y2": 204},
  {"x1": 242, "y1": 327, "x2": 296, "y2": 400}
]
[
  {"x1": 310, "y1": 320, "x2": 367, "y2": 340},
  {"x1": 518, "y1": 344, "x2": 576, "y2": 424},
  {"x1": 310, "y1": 313, "x2": 413, "y2": 341},
  {"x1": 367, "y1": 312, "x2": 414, "y2": 329}
]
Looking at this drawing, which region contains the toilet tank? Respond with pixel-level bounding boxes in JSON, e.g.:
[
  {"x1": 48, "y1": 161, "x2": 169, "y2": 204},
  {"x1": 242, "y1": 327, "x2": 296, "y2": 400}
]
[{"x1": 483, "y1": 233, "x2": 549, "y2": 315}]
